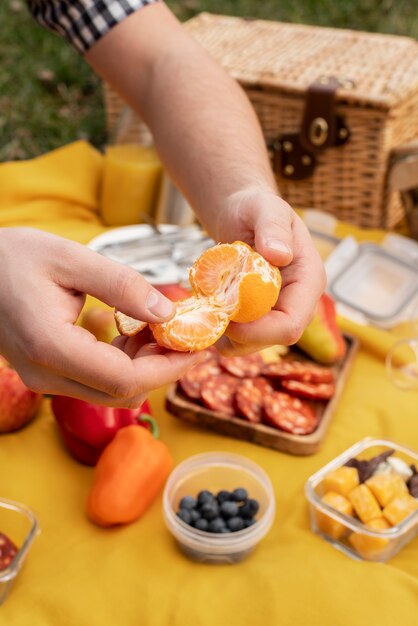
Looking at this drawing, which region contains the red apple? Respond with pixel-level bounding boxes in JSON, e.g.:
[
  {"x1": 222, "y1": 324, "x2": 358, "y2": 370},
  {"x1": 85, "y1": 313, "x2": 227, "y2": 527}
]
[{"x1": 0, "y1": 367, "x2": 43, "y2": 433}]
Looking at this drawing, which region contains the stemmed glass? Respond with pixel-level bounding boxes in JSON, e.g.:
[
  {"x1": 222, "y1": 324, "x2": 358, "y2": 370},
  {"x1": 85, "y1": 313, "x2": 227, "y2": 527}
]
[{"x1": 386, "y1": 300, "x2": 418, "y2": 391}]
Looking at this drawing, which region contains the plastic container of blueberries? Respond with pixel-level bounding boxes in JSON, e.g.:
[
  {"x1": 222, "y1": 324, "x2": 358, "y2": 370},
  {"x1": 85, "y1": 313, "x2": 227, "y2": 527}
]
[
  {"x1": 0, "y1": 498, "x2": 39, "y2": 605},
  {"x1": 305, "y1": 438, "x2": 418, "y2": 562},
  {"x1": 163, "y1": 452, "x2": 275, "y2": 564}
]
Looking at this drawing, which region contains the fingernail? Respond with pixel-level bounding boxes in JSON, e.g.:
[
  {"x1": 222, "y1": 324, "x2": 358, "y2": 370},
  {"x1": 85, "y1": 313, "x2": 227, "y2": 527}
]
[
  {"x1": 146, "y1": 291, "x2": 175, "y2": 318},
  {"x1": 265, "y1": 239, "x2": 292, "y2": 255}
]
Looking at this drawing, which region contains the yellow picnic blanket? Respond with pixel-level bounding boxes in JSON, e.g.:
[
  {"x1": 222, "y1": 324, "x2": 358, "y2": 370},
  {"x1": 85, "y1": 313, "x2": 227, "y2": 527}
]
[{"x1": 1, "y1": 142, "x2": 417, "y2": 626}]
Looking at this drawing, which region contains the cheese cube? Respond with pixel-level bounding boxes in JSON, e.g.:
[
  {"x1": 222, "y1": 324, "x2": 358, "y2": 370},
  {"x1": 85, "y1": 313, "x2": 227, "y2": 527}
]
[
  {"x1": 348, "y1": 517, "x2": 391, "y2": 560},
  {"x1": 315, "y1": 491, "x2": 354, "y2": 540},
  {"x1": 365, "y1": 473, "x2": 408, "y2": 508},
  {"x1": 383, "y1": 494, "x2": 418, "y2": 526},
  {"x1": 348, "y1": 484, "x2": 382, "y2": 523},
  {"x1": 322, "y1": 466, "x2": 359, "y2": 497}
]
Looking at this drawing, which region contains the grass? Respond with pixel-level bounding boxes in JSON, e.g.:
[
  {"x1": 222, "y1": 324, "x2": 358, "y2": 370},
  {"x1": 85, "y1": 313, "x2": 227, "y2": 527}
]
[{"x1": 0, "y1": 0, "x2": 417, "y2": 161}]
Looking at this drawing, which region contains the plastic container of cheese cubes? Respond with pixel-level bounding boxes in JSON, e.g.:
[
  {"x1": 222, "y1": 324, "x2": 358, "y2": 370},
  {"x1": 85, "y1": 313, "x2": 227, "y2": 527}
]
[{"x1": 305, "y1": 438, "x2": 418, "y2": 561}]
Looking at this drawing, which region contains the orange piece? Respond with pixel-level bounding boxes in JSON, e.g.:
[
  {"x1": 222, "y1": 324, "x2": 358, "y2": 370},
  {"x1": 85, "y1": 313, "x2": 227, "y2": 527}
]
[
  {"x1": 348, "y1": 484, "x2": 382, "y2": 524},
  {"x1": 322, "y1": 466, "x2": 359, "y2": 497},
  {"x1": 348, "y1": 517, "x2": 391, "y2": 560},
  {"x1": 315, "y1": 491, "x2": 354, "y2": 540},
  {"x1": 116, "y1": 241, "x2": 281, "y2": 351},
  {"x1": 150, "y1": 296, "x2": 230, "y2": 352},
  {"x1": 383, "y1": 494, "x2": 418, "y2": 526},
  {"x1": 190, "y1": 241, "x2": 281, "y2": 324}
]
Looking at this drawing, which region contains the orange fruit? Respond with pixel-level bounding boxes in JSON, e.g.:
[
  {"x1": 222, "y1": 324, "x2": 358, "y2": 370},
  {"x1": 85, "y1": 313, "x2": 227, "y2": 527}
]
[
  {"x1": 150, "y1": 296, "x2": 230, "y2": 352},
  {"x1": 115, "y1": 241, "x2": 281, "y2": 352},
  {"x1": 190, "y1": 241, "x2": 281, "y2": 323}
]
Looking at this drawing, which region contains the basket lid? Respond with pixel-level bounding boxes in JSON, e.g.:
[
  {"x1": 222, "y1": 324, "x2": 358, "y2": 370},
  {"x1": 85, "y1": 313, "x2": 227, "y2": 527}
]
[{"x1": 186, "y1": 13, "x2": 418, "y2": 110}]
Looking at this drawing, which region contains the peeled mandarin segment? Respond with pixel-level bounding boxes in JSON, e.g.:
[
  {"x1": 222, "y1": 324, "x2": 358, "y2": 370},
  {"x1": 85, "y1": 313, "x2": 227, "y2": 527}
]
[
  {"x1": 189, "y1": 243, "x2": 242, "y2": 305},
  {"x1": 322, "y1": 466, "x2": 360, "y2": 497},
  {"x1": 365, "y1": 473, "x2": 408, "y2": 508},
  {"x1": 114, "y1": 311, "x2": 148, "y2": 337},
  {"x1": 149, "y1": 296, "x2": 230, "y2": 352},
  {"x1": 348, "y1": 484, "x2": 382, "y2": 524},
  {"x1": 383, "y1": 494, "x2": 418, "y2": 526},
  {"x1": 315, "y1": 491, "x2": 354, "y2": 540},
  {"x1": 348, "y1": 517, "x2": 391, "y2": 559}
]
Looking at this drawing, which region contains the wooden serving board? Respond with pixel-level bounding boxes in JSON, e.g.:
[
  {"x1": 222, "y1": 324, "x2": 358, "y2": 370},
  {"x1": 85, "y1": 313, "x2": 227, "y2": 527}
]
[{"x1": 165, "y1": 334, "x2": 358, "y2": 456}]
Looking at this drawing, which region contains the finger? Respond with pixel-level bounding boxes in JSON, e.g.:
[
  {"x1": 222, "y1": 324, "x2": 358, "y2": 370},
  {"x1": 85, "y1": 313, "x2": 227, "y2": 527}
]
[
  {"x1": 215, "y1": 335, "x2": 269, "y2": 356},
  {"x1": 34, "y1": 323, "x2": 209, "y2": 398},
  {"x1": 55, "y1": 242, "x2": 175, "y2": 322},
  {"x1": 114, "y1": 327, "x2": 155, "y2": 359},
  {"x1": 252, "y1": 196, "x2": 295, "y2": 267},
  {"x1": 20, "y1": 365, "x2": 148, "y2": 408}
]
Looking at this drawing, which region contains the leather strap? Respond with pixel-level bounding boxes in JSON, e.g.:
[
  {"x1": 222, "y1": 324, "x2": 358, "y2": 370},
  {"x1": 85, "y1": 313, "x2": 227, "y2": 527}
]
[{"x1": 272, "y1": 76, "x2": 351, "y2": 181}]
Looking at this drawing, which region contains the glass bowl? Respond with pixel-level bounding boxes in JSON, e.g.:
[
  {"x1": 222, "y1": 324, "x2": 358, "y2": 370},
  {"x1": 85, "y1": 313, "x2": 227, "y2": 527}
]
[
  {"x1": 163, "y1": 452, "x2": 275, "y2": 564},
  {"x1": 0, "y1": 498, "x2": 39, "y2": 605},
  {"x1": 305, "y1": 438, "x2": 418, "y2": 562}
]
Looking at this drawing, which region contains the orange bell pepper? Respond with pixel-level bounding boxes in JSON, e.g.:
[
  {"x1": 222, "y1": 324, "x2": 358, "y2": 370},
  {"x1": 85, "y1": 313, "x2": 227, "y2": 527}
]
[{"x1": 86, "y1": 424, "x2": 173, "y2": 527}]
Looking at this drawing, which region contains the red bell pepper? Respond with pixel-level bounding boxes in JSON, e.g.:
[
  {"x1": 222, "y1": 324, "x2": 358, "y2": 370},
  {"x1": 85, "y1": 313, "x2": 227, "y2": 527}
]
[{"x1": 51, "y1": 396, "x2": 155, "y2": 466}]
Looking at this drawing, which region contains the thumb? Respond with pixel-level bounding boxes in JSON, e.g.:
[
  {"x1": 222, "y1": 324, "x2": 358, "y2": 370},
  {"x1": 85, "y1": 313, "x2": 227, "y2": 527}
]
[
  {"x1": 59, "y1": 244, "x2": 175, "y2": 323},
  {"x1": 253, "y1": 197, "x2": 294, "y2": 267}
]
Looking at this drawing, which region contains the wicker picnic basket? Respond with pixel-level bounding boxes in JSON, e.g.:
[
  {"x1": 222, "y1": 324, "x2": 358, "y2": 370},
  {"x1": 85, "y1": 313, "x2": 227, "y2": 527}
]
[{"x1": 104, "y1": 13, "x2": 418, "y2": 230}]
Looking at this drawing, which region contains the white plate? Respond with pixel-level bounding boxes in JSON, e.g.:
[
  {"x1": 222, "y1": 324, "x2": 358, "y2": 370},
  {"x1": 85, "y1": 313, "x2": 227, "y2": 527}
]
[{"x1": 88, "y1": 224, "x2": 213, "y2": 285}]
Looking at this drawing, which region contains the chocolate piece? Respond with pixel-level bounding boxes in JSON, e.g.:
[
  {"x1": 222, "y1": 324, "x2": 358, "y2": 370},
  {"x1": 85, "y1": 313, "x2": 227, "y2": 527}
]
[
  {"x1": 344, "y1": 449, "x2": 394, "y2": 483},
  {"x1": 408, "y1": 473, "x2": 418, "y2": 498}
]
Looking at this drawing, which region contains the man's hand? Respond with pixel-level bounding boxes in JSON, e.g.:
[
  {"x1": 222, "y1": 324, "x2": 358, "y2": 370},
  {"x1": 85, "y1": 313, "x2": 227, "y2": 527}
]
[
  {"x1": 215, "y1": 189, "x2": 326, "y2": 355},
  {"x1": 0, "y1": 228, "x2": 208, "y2": 406}
]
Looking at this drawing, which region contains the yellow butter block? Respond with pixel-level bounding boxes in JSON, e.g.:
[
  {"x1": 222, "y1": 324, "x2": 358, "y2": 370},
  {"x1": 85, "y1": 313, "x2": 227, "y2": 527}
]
[
  {"x1": 322, "y1": 466, "x2": 359, "y2": 497},
  {"x1": 348, "y1": 484, "x2": 382, "y2": 523},
  {"x1": 383, "y1": 494, "x2": 418, "y2": 526},
  {"x1": 348, "y1": 517, "x2": 391, "y2": 560},
  {"x1": 366, "y1": 473, "x2": 408, "y2": 508},
  {"x1": 315, "y1": 491, "x2": 354, "y2": 540}
]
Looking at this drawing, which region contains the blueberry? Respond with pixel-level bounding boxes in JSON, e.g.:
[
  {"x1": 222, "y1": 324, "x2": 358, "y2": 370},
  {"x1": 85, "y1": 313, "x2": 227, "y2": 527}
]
[
  {"x1": 179, "y1": 495, "x2": 197, "y2": 510},
  {"x1": 220, "y1": 527, "x2": 232, "y2": 533},
  {"x1": 239, "y1": 498, "x2": 260, "y2": 519},
  {"x1": 189, "y1": 509, "x2": 201, "y2": 524},
  {"x1": 194, "y1": 518, "x2": 209, "y2": 531},
  {"x1": 200, "y1": 501, "x2": 219, "y2": 521},
  {"x1": 177, "y1": 508, "x2": 192, "y2": 524},
  {"x1": 197, "y1": 490, "x2": 215, "y2": 506},
  {"x1": 217, "y1": 490, "x2": 232, "y2": 504},
  {"x1": 245, "y1": 518, "x2": 257, "y2": 528},
  {"x1": 208, "y1": 517, "x2": 226, "y2": 533},
  {"x1": 232, "y1": 488, "x2": 248, "y2": 502},
  {"x1": 227, "y1": 516, "x2": 245, "y2": 532},
  {"x1": 219, "y1": 501, "x2": 239, "y2": 518}
]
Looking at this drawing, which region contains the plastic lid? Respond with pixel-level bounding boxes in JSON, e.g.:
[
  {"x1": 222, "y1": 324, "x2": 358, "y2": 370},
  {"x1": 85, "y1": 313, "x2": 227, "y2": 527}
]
[{"x1": 329, "y1": 244, "x2": 418, "y2": 322}]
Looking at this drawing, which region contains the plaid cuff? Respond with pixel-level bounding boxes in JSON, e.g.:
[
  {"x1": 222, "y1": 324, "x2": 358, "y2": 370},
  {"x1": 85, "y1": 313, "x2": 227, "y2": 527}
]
[{"x1": 27, "y1": 0, "x2": 160, "y2": 54}]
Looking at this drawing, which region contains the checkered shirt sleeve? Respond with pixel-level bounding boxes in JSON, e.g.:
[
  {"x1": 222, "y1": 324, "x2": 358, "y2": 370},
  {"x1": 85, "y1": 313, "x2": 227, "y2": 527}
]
[{"x1": 27, "y1": 0, "x2": 159, "y2": 54}]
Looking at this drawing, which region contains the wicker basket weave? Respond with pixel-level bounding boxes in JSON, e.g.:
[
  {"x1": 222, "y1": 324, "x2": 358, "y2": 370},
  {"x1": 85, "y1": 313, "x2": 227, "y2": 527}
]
[{"x1": 103, "y1": 13, "x2": 418, "y2": 229}]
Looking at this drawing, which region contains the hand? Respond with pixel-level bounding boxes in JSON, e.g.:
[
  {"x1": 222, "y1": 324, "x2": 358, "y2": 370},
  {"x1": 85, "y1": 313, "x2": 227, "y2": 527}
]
[
  {"x1": 0, "y1": 228, "x2": 208, "y2": 407},
  {"x1": 214, "y1": 189, "x2": 326, "y2": 354}
]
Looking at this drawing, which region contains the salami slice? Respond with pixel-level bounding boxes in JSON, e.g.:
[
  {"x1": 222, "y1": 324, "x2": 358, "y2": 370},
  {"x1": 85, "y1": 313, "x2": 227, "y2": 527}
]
[
  {"x1": 201, "y1": 374, "x2": 240, "y2": 415},
  {"x1": 280, "y1": 379, "x2": 336, "y2": 401},
  {"x1": 0, "y1": 532, "x2": 18, "y2": 571},
  {"x1": 236, "y1": 377, "x2": 274, "y2": 423},
  {"x1": 219, "y1": 353, "x2": 263, "y2": 378},
  {"x1": 262, "y1": 360, "x2": 334, "y2": 384},
  {"x1": 263, "y1": 391, "x2": 319, "y2": 435},
  {"x1": 179, "y1": 358, "x2": 222, "y2": 399}
]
